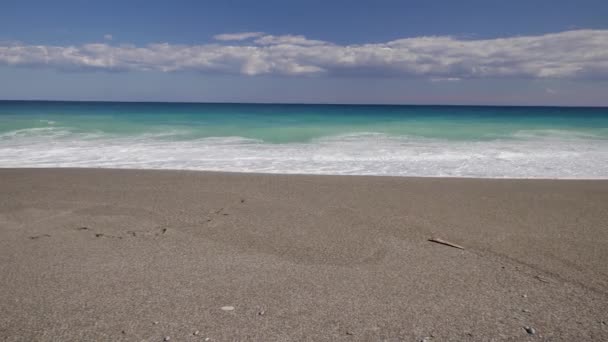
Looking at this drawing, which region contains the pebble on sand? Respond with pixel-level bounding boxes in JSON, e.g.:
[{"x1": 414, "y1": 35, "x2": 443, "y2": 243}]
[
  {"x1": 221, "y1": 306, "x2": 235, "y2": 311},
  {"x1": 524, "y1": 326, "x2": 536, "y2": 335},
  {"x1": 193, "y1": 330, "x2": 200, "y2": 336},
  {"x1": 163, "y1": 336, "x2": 171, "y2": 341}
]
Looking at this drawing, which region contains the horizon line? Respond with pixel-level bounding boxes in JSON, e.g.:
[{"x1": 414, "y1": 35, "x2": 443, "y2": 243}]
[{"x1": 1, "y1": 98, "x2": 607, "y2": 109}]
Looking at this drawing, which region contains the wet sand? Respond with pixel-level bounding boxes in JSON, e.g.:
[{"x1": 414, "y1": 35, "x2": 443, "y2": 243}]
[{"x1": 1, "y1": 168, "x2": 607, "y2": 341}]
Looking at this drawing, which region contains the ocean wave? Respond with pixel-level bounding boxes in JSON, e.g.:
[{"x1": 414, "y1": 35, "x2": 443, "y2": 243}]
[
  {"x1": 0, "y1": 131, "x2": 607, "y2": 178},
  {"x1": 0, "y1": 127, "x2": 108, "y2": 142},
  {"x1": 0, "y1": 127, "x2": 74, "y2": 139},
  {"x1": 511, "y1": 129, "x2": 608, "y2": 140}
]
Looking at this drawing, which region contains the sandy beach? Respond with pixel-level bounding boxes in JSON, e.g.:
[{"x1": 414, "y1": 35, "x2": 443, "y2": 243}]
[{"x1": 0, "y1": 168, "x2": 607, "y2": 341}]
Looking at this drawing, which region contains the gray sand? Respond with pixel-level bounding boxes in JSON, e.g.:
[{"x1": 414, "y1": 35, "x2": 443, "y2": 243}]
[{"x1": 1, "y1": 169, "x2": 607, "y2": 341}]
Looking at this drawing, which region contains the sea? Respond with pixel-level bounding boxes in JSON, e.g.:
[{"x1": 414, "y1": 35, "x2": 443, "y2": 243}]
[{"x1": 1, "y1": 101, "x2": 607, "y2": 179}]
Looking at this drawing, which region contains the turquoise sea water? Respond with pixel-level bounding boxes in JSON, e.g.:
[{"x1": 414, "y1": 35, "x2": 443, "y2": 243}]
[{"x1": 1, "y1": 101, "x2": 607, "y2": 178}]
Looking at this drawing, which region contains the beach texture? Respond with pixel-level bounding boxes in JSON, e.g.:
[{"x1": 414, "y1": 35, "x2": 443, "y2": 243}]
[{"x1": 1, "y1": 169, "x2": 607, "y2": 341}]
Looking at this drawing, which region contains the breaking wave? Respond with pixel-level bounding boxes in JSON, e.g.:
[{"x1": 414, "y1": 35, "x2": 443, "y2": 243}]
[{"x1": 1, "y1": 127, "x2": 607, "y2": 179}]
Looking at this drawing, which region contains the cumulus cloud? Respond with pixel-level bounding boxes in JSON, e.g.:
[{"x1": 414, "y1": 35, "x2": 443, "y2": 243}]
[
  {"x1": 253, "y1": 34, "x2": 328, "y2": 46},
  {"x1": 430, "y1": 77, "x2": 462, "y2": 82},
  {"x1": 1, "y1": 30, "x2": 607, "y2": 79},
  {"x1": 213, "y1": 32, "x2": 264, "y2": 41},
  {"x1": 103, "y1": 34, "x2": 113, "y2": 41}
]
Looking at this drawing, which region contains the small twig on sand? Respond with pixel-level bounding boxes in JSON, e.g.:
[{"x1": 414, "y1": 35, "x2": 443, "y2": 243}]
[{"x1": 428, "y1": 237, "x2": 464, "y2": 250}]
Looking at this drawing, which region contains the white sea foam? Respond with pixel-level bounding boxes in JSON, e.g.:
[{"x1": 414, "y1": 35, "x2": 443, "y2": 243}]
[
  {"x1": 511, "y1": 129, "x2": 608, "y2": 140},
  {"x1": 0, "y1": 129, "x2": 607, "y2": 178}
]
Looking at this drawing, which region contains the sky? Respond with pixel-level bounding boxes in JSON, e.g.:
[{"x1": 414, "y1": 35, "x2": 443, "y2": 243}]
[{"x1": 1, "y1": 0, "x2": 607, "y2": 106}]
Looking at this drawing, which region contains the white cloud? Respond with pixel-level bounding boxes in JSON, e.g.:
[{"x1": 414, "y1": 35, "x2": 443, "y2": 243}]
[
  {"x1": 213, "y1": 32, "x2": 264, "y2": 41},
  {"x1": 1, "y1": 30, "x2": 607, "y2": 79},
  {"x1": 253, "y1": 34, "x2": 328, "y2": 46},
  {"x1": 430, "y1": 77, "x2": 461, "y2": 82},
  {"x1": 103, "y1": 34, "x2": 113, "y2": 41}
]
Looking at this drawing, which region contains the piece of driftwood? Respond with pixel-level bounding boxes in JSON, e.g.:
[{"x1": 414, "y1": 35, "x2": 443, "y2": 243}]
[{"x1": 428, "y1": 237, "x2": 464, "y2": 250}]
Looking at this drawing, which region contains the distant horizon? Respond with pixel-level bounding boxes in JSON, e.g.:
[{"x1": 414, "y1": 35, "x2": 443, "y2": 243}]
[{"x1": 1, "y1": 98, "x2": 607, "y2": 109}]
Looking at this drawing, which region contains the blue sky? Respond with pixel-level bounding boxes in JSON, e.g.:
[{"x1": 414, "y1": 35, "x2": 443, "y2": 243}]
[{"x1": 1, "y1": 0, "x2": 607, "y2": 105}]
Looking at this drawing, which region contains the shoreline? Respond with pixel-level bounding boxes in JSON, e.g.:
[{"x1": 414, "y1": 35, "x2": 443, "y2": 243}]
[
  {"x1": 2, "y1": 167, "x2": 608, "y2": 181},
  {"x1": 1, "y1": 168, "x2": 607, "y2": 341}
]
